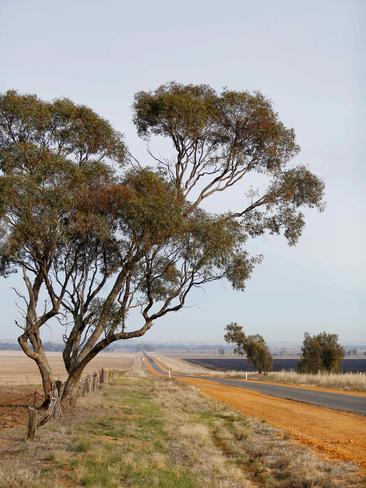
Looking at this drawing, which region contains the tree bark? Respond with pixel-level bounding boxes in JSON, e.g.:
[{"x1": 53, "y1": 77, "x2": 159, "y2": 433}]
[
  {"x1": 61, "y1": 368, "x2": 84, "y2": 407},
  {"x1": 35, "y1": 353, "x2": 54, "y2": 401},
  {"x1": 18, "y1": 334, "x2": 54, "y2": 402}
]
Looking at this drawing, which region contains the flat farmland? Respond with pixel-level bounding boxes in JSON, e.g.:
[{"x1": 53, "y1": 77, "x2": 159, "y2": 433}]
[
  {"x1": 0, "y1": 351, "x2": 135, "y2": 386},
  {"x1": 184, "y1": 356, "x2": 366, "y2": 372},
  {"x1": 0, "y1": 351, "x2": 135, "y2": 430}
]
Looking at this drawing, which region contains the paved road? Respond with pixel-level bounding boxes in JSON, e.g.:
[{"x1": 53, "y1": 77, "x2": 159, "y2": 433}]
[{"x1": 145, "y1": 355, "x2": 366, "y2": 416}]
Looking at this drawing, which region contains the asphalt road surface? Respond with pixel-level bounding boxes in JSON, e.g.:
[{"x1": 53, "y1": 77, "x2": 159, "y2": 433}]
[{"x1": 145, "y1": 355, "x2": 366, "y2": 416}]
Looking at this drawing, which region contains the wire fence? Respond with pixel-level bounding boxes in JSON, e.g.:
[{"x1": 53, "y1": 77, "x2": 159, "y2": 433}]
[
  {"x1": 0, "y1": 390, "x2": 44, "y2": 408},
  {"x1": 0, "y1": 368, "x2": 119, "y2": 440}
]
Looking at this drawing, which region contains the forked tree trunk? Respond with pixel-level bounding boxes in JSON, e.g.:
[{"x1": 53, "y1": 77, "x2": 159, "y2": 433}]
[{"x1": 18, "y1": 336, "x2": 55, "y2": 404}]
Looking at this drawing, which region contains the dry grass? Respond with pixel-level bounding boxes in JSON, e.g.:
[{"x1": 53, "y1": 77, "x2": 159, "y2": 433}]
[
  {"x1": 0, "y1": 460, "x2": 45, "y2": 488},
  {"x1": 126, "y1": 353, "x2": 148, "y2": 378},
  {"x1": 153, "y1": 353, "x2": 255, "y2": 378},
  {"x1": 155, "y1": 354, "x2": 366, "y2": 392},
  {"x1": 154, "y1": 382, "x2": 248, "y2": 487},
  {"x1": 0, "y1": 351, "x2": 135, "y2": 385},
  {"x1": 266, "y1": 370, "x2": 366, "y2": 391},
  {"x1": 0, "y1": 374, "x2": 249, "y2": 487}
]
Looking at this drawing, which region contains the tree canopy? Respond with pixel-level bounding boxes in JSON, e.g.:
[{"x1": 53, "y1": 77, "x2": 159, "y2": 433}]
[{"x1": 0, "y1": 84, "x2": 324, "y2": 402}]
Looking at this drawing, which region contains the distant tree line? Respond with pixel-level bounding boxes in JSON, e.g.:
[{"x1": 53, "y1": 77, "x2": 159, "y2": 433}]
[
  {"x1": 346, "y1": 348, "x2": 358, "y2": 356},
  {"x1": 0, "y1": 341, "x2": 64, "y2": 351},
  {"x1": 0, "y1": 342, "x2": 20, "y2": 351},
  {"x1": 0, "y1": 340, "x2": 234, "y2": 352}
]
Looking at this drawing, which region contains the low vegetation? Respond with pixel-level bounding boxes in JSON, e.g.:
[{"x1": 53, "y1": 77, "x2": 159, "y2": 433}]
[
  {"x1": 266, "y1": 370, "x2": 366, "y2": 391},
  {"x1": 154, "y1": 354, "x2": 366, "y2": 392},
  {"x1": 152, "y1": 354, "x2": 256, "y2": 378},
  {"x1": 0, "y1": 369, "x2": 363, "y2": 487}
]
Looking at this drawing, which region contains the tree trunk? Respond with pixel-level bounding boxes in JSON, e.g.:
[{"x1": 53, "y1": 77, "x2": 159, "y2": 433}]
[
  {"x1": 18, "y1": 335, "x2": 54, "y2": 402},
  {"x1": 61, "y1": 369, "x2": 84, "y2": 407},
  {"x1": 35, "y1": 354, "x2": 54, "y2": 401}
]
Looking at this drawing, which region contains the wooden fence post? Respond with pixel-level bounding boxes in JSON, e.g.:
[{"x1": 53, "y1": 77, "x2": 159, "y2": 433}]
[
  {"x1": 54, "y1": 381, "x2": 64, "y2": 418},
  {"x1": 81, "y1": 378, "x2": 87, "y2": 396},
  {"x1": 27, "y1": 407, "x2": 37, "y2": 441},
  {"x1": 25, "y1": 369, "x2": 119, "y2": 441},
  {"x1": 94, "y1": 371, "x2": 99, "y2": 390}
]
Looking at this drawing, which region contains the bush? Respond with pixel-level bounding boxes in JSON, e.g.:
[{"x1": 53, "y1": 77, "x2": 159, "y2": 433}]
[{"x1": 298, "y1": 332, "x2": 344, "y2": 374}]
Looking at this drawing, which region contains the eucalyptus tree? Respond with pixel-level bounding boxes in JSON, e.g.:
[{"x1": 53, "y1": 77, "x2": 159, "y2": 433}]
[
  {"x1": 224, "y1": 322, "x2": 272, "y2": 374},
  {"x1": 0, "y1": 84, "x2": 324, "y2": 405},
  {"x1": 298, "y1": 332, "x2": 345, "y2": 373}
]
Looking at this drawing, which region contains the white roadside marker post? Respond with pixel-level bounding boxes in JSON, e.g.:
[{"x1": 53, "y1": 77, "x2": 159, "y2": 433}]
[
  {"x1": 169, "y1": 370, "x2": 171, "y2": 379},
  {"x1": 245, "y1": 371, "x2": 248, "y2": 380}
]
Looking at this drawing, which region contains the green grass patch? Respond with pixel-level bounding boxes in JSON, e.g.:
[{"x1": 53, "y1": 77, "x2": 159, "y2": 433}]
[{"x1": 66, "y1": 378, "x2": 200, "y2": 487}]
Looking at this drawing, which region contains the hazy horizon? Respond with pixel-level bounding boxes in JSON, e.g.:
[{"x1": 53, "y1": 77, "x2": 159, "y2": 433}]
[
  {"x1": 0, "y1": 338, "x2": 365, "y2": 348},
  {"x1": 0, "y1": 0, "x2": 365, "y2": 345}
]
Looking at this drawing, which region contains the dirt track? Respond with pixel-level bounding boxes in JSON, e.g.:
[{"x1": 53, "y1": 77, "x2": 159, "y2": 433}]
[{"x1": 145, "y1": 356, "x2": 366, "y2": 469}]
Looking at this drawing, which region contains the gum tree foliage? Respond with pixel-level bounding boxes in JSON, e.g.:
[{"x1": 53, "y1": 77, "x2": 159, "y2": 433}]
[
  {"x1": 224, "y1": 322, "x2": 273, "y2": 374},
  {"x1": 297, "y1": 332, "x2": 345, "y2": 374},
  {"x1": 0, "y1": 84, "x2": 324, "y2": 404}
]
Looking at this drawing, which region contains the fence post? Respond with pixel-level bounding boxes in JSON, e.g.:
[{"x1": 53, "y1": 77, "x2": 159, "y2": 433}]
[
  {"x1": 87, "y1": 375, "x2": 93, "y2": 393},
  {"x1": 26, "y1": 407, "x2": 37, "y2": 441},
  {"x1": 54, "y1": 381, "x2": 64, "y2": 418},
  {"x1": 92, "y1": 372, "x2": 98, "y2": 391}
]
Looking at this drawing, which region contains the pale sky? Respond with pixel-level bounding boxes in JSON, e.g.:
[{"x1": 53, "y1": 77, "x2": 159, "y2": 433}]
[{"x1": 0, "y1": 0, "x2": 365, "y2": 344}]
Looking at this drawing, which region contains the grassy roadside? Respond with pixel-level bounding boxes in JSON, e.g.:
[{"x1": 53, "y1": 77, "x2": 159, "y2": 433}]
[
  {"x1": 152, "y1": 354, "x2": 366, "y2": 392},
  {"x1": 264, "y1": 371, "x2": 366, "y2": 392},
  {"x1": 0, "y1": 374, "x2": 363, "y2": 488}
]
